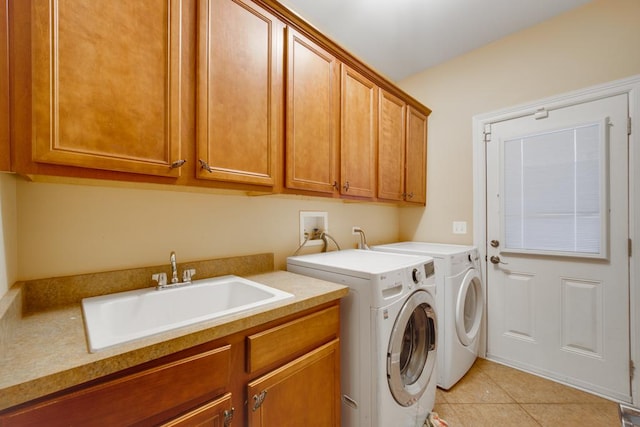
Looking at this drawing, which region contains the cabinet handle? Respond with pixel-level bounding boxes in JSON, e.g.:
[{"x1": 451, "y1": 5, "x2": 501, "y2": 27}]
[
  {"x1": 169, "y1": 159, "x2": 186, "y2": 169},
  {"x1": 198, "y1": 159, "x2": 213, "y2": 173},
  {"x1": 343, "y1": 181, "x2": 350, "y2": 192},
  {"x1": 252, "y1": 390, "x2": 268, "y2": 411},
  {"x1": 406, "y1": 192, "x2": 414, "y2": 199},
  {"x1": 223, "y1": 407, "x2": 235, "y2": 426},
  {"x1": 332, "y1": 181, "x2": 339, "y2": 191}
]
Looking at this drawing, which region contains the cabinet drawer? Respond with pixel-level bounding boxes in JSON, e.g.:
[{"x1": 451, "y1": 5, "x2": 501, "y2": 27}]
[
  {"x1": 161, "y1": 392, "x2": 234, "y2": 427},
  {"x1": 0, "y1": 345, "x2": 231, "y2": 427},
  {"x1": 247, "y1": 305, "x2": 339, "y2": 373}
]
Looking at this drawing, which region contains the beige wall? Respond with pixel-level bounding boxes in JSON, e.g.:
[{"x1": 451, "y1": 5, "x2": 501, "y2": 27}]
[
  {"x1": 0, "y1": 174, "x2": 17, "y2": 296},
  {"x1": 14, "y1": 179, "x2": 401, "y2": 281},
  {"x1": 398, "y1": 0, "x2": 640, "y2": 244}
]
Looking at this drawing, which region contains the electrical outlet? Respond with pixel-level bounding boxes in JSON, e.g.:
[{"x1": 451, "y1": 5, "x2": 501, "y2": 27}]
[
  {"x1": 453, "y1": 221, "x2": 467, "y2": 234},
  {"x1": 300, "y1": 211, "x2": 328, "y2": 246}
]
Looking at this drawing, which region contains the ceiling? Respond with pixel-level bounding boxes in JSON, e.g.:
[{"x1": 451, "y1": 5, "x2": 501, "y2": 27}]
[{"x1": 277, "y1": 0, "x2": 593, "y2": 81}]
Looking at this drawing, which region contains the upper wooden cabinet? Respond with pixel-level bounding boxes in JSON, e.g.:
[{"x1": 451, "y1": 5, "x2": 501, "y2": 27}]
[
  {"x1": 196, "y1": 0, "x2": 283, "y2": 187},
  {"x1": 9, "y1": 0, "x2": 429, "y2": 201},
  {"x1": 405, "y1": 106, "x2": 428, "y2": 205},
  {"x1": 377, "y1": 89, "x2": 406, "y2": 202},
  {"x1": 284, "y1": 27, "x2": 340, "y2": 195},
  {"x1": 340, "y1": 65, "x2": 377, "y2": 199},
  {"x1": 0, "y1": 0, "x2": 9, "y2": 172},
  {"x1": 377, "y1": 90, "x2": 428, "y2": 205},
  {"x1": 30, "y1": 0, "x2": 186, "y2": 177}
]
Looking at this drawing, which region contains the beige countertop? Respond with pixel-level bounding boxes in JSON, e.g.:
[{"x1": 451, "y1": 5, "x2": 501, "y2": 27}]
[{"x1": 0, "y1": 254, "x2": 348, "y2": 411}]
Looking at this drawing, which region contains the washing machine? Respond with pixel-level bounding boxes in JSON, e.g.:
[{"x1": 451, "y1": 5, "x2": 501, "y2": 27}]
[
  {"x1": 372, "y1": 242, "x2": 484, "y2": 390},
  {"x1": 287, "y1": 249, "x2": 437, "y2": 427}
]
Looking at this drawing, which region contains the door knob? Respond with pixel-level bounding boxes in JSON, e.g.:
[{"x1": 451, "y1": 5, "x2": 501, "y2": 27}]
[
  {"x1": 490, "y1": 240, "x2": 500, "y2": 248},
  {"x1": 490, "y1": 255, "x2": 508, "y2": 265}
]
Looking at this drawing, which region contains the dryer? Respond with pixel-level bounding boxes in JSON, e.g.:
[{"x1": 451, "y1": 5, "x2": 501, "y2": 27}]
[
  {"x1": 372, "y1": 242, "x2": 484, "y2": 390},
  {"x1": 287, "y1": 249, "x2": 437, "y2": 427}
]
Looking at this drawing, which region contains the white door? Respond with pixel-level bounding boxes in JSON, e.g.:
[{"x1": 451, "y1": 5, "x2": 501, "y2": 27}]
[{"x1": 485, "y1": 93, "x2": 631, "y2": 402}]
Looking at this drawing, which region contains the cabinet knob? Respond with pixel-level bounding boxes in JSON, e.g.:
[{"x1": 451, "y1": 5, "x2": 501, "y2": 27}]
[
  {"x1": 332, "y1": 181, "x2": 339, "y2": 191},
  {"x1": 252, "y1": 390, "x2": 268, "y2": 411},
  {"x1": 343, "y1": 181, "x2": 350, "y2": 192},
  {"x1": 223, "y1": 407, "x2": 235, "y2": 426},
  {"x1": 198, "y1": 159, "x2": 213, "y2": 173},
  {"x1": 169, "y1": 159, "x2": 186, "y2": 169}
]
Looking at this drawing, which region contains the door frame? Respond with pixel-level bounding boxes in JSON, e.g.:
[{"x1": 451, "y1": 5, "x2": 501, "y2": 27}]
[{"x1": 472, "y1": 74, "x2": 640, "y2": 404}]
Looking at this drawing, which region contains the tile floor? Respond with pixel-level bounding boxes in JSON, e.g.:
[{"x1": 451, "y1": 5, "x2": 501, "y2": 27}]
[{"x1": 432, "y1": 358, "x2": 621, "y2": 426}]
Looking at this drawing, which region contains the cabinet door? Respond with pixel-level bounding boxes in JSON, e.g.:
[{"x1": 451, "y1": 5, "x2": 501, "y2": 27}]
[
  {"x1": 247, "y1": 340, "x2": 340, "y2": 427},
  {"x1": 285, "y1": 28, "x2": 340, "y2": 194},
  {"x1": 377, "y1": 89, "x2": 406, "y2": 201},
  {"x1": 405, "y1": 106, "x2": 428, "y2": 205},
  {"x1": 340, "y1": 65, "x2": 377, "y2": 199},
  {"x1": 31, "y1": 0, "x2": 185, "y2": 177},
  {"x1": 162, "y1": 393, "x2": 234, "y2": 427},
  {"x1": 0, "y1": 0, "x2": 10, "y2": 172},
  {"x1": 0, "y1": 345, "x2": 232, "y2": 426},
  {"x1": 197, "y1": 0, "x2": 283, "y2": 187}
]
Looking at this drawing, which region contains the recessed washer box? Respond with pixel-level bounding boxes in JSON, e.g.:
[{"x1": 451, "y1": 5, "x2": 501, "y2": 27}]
[{"x1": 299, "y1": 211, "x2": 328, "y2": 246}]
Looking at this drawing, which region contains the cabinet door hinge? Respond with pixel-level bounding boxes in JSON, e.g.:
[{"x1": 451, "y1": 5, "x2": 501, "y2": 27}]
[
  {"x1": 631, "y1": 360, "x2": 635, "y2": 381},
  {"x1": 628, "y1": 117, "x2": 632, "y2": 136},
  {"x1": 630, "y1": 238, "x2": 633, "y2": 257},
  {"x1": 483, "y1": 123, "x2": 492, "y2": 143}
]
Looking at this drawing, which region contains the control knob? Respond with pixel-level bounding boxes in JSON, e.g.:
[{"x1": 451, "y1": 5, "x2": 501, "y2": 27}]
[{"x1": 412, "y1": 268, "x2": 423, "y2": 284}]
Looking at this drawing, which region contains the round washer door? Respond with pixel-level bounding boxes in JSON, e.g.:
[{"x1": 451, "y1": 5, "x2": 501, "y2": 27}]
[
  {"x1": 455, "y1": 268, "x2": 483, "y2": 346},
  {"x1": 387, "y1": 289, "x2": 437, "y2": 407}
]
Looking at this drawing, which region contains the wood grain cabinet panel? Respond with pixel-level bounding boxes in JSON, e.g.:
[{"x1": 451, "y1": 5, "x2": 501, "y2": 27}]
[
  {"x1": 161, "y1": 393, "x2": 234, "y2": 427},
  {"x1": 0, "y1": 345, "x2": 232, "y2": 427},
  {"x1": 247, "y1": 340, "x2": 340, "y2": 427},
  {"x1": 340, "y1": 65, "x2": 377, "y2": 199},
  {"x1": 31, "y1": 0, "x2": 185, "y2": 177},
  {"x1": 247, "y1": 305, "x2": 339, "y2": 373},
  {"x1": 405, "y1": 106, "x2": 428, "y2": 205},
  {"x1": 197, "y1": 0, "x2": 283, "y2": 187},
  {"x1": 0, "y1": 0, "x2": 9, "y2": 172},
  {"x1": 377, "y1": 89, "x2": 406, "y2": 201},
  {"x1": 285, "y1": 27, "x2": 340, "y2": 194}
]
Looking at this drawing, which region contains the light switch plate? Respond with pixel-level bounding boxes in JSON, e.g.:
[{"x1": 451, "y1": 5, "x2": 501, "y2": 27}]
[{"x1": 453, "y1": 221, "x2": 467, "y2": 234}]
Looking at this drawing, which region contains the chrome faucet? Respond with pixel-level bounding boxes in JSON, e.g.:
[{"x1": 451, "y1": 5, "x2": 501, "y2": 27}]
[
  {"x1": 152, "y1": 251, "x2": 196, "y2": 290},
  {"x1": 353, "y1": 227, "x2": 370, "y2": 250},
  {"x1": 170, "y1": 251, "x2": 179, "y2": 284}
]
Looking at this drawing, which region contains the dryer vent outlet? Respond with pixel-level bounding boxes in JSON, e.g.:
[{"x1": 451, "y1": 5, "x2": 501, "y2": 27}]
[{"x1": 299, "y1": 211, "x2": 328, "y2": 246}]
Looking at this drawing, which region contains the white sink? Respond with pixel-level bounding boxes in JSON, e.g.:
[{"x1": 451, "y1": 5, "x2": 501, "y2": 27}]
[{"x1": 82, "y1": 275, "x2": 294, "y2": 352}]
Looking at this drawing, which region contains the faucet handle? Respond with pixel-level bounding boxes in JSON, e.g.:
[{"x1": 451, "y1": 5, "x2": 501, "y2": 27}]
[
  {"x1": 152, "y1": 272, "x2": 167, "y2": 288},
  {"x1": 182, "y1": 268, "x2": 196, "y2": 283}
]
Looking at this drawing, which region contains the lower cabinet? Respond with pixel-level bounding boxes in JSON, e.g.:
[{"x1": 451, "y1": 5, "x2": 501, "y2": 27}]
[
  {"x1": 0, "y1": 345, "x2": 233, "y2": 427},
  {"x1": 247, "y1": 340, "x2": 340, "y2": 427},
  {"x1": 0, "y1": 0, "x2": 9, "y2": 172},
  {"x1": 162, "y1": 393, "x2": 235, "y2": 427},
  {"x1": 0, "y1": 303, "x2": 340, "y2": 427}
]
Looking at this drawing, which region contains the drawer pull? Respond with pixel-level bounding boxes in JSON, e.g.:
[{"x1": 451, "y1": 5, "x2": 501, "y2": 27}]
[
  {"x1": 198, "y1": 159, "x2": 213, "y2": 173},
  {"x1": 223, "y1": 407, "x2": 235, "y2": 426},
  {"x1": 252, "y1": 390, "x2": 268, "y2": 411},
  {"x1": 170, "y1": 159, "x2": 186, "y2": 169}
]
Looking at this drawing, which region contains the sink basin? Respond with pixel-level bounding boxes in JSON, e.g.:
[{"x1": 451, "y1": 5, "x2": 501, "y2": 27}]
[{"x1": 82, "y1": 275, "x2": 294, "y2": 352}]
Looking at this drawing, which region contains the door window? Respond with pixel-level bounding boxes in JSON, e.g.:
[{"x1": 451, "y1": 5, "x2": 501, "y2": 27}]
[{"x1": 501, "y1": 119, "x2": 609, "y2": 258}]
